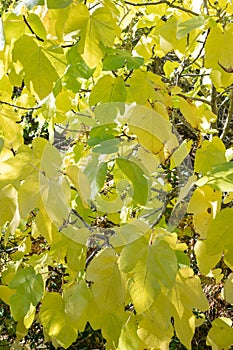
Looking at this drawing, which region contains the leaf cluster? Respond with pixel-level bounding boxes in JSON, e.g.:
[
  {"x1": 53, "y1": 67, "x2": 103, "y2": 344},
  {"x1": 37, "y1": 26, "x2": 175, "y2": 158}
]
[{"x1": 0, "y1": 0, "x2": 233, "y2": 349}]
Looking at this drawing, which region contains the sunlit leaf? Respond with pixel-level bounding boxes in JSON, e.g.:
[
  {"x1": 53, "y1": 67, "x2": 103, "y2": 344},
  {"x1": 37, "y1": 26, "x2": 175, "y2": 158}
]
[
  {"x1": 40, "y1": 292, "x2": 77, "y2": 348},
  {"x1": 206, "y1": 208, "x2": 233, "y2": 255},
  {"x1": 207, "y1": 317, "x2": 233, "y2": 348},
  {"x1": 86, "y1": 248, "x2": 125, "y2": 318},
  {"x1": 13, "y1": 35, "x2": 59, "y2": 99},
  {"x1": 66, "y1": 165, "x2": 91, "y2": 207}
]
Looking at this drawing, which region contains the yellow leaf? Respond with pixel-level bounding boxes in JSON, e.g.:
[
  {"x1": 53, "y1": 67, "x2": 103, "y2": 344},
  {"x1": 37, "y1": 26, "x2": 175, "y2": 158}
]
[
  {"x1": 207, "y1": 317, "x2": 233, "y2": 349},
  {"x1": 138, "y1": 292, "x2": 173, "y2": 347},
  {"x1": 40, "y1": 292, "x2": 77, "y2": 349},
  {"x1": 205, "y1": 25, "x2": 233, "y2": 87},
  {"x1": 194, "y1": 240, "x2": 221, "y2": 275},
  {"x1": 66, "y1": 165, "x2": 91, "y2": 207},
  {"x1": 169, "y1": 268, "x2": 209, "y2": 316},
  {"x1": 159, "y1": 17, "x2": 178, "y2": 54},
  {"x1": 173, "y1": 309, "x2": 195, "y2": 350},
  {"x1": 23, "y1": 304, "x2": 36, "y2": 329},
  {"x1": 194, "y1": 136, "x2": 226, "y2": 175},
  {"x1": 224, "y1": 272, "x2": 233, "y2": 305},
  {"x1": 126, "y1": 104, "x2": 178, "y2": 160},
  {"x1": 163, "y1": 60, "x2": 180, "y2": 77},
  {"x1": 0, "y1": 184, "x2": 18, "y2": 227},
  {"x1": 63, "y1": 280, "x2": 92, "y2": 330},
  {"x1": 170, "y1": 140, "x2": 193, "y2": 170},
  {"x1": 0, "y1": 285, "x2": 15, "y2": 304},
  {"x1": 118, "y1": 315, "x2": 140, "y2": 350},
  {"x1": 87, "y1": 248, "x2": 125, "y2": 311},
  {"x1": 188, "y1": 185, "x2": 222, "y2": 239},
  {"x1": 178, "y1": 97, "x2": 200, "y2": 130}
]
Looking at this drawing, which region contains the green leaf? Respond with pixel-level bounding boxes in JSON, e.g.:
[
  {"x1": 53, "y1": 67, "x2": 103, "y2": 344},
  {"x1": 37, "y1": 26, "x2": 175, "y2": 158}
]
[
  {"x1": 93, "y1": 138, "x2": 120, "y2": 154},
  {"x1": 206, "y1": 208, "x2": 233, "y2": 255},
  {"x1": 89, "y1": 75, "x2": 126, "y2": 105},
  {"x1": 126, "y1": 56, "x2": 144, "y2": 70},
  {"x1": 9, "y1": 267, "x2": 43, "y2": 321},
  {"x1": 87, "y1": 123, "x2": 117, "y2": 146},
  {"x1": 116, "y1": 157, "x2": 150, "y2": 206},
  {"x1": 102, "y1": 50, "x2": 143, "y2": 71},
  {"x1": 177, "y1": 16, "x2": 207, "y2": 39},
  {"x1": 103, "y1": 55, "x2": 125, "y2": 71},
  {"x1": 66, "y1": 47, "x2": 95, "y2": 79},
  {"x1": 12, "y1": 35, "x2": 59, "y2": 99}
]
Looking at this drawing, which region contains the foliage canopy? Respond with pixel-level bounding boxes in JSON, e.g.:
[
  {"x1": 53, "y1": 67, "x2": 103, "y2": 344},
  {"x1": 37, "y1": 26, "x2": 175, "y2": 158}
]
[{"x1": 0, "y1": 0, "x2": 233, "y2": 349}]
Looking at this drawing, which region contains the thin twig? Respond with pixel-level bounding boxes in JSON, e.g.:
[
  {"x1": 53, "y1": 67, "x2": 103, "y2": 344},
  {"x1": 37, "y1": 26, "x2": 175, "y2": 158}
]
[
  {"x1": 186, "y1": 29, "x2": 210, "y2": 68},
  {"x1": 23, "y1": 15, "x2": 44, "y2": 42},
  {"x1": 71, "y1": 110, "x2": 93, "y2": 118},
  {"x1": 0, "y1": 100, "x2": 41, "y2": 110},
  {"x1": 177, "y1": 93, "x2": 212, "y2": 106},
  {"x1": 124, "y1": 0, "x2": 199, "y2": 16},
  {"x1": 55, "y1": 123, "x2": 89, "y2": 133},
  {"x1": 0, "y1": 247, "x2": 18, "y2": 254},
  {"x1": 71, "y1": 209, "x2": 95, "y2": 232}
]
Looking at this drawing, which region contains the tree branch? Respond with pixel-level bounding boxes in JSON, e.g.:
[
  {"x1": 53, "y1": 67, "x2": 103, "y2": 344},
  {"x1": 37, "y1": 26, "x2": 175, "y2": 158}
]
[
  {"x1": 220, "y1": 89, "x2": 233, "y2": 140},
  {"x1": 124, "y1": 1, "x2": 199, "y2": 16}
]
